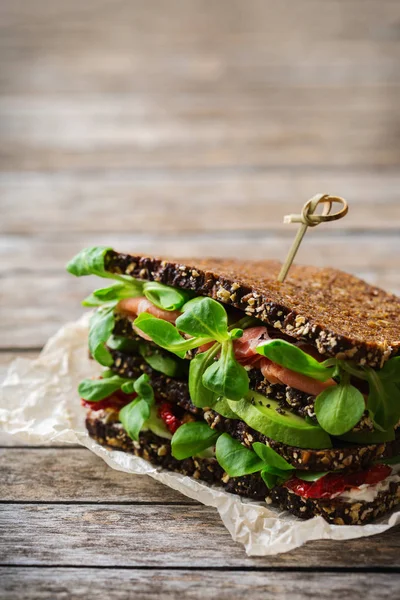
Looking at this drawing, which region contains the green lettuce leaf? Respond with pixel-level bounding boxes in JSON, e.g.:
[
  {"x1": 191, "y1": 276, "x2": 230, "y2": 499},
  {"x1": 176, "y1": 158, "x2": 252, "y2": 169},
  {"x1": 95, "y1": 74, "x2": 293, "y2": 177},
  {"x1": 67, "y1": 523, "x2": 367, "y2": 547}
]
[
  {"x1": 171, "y1": 421, "x2": 220, "y2": 460},
  {"x1": 256, "y1": 339, "x2": 335, "y2": 382},
  {"x1": 78, "y1": 374, "x2": 132, "y2": 401},
  {"x1": 252, "y1": 442, "x2": 294, "y2": 471},
  {"x1": 215, "y1": 434, "x2": 264, "y2": 477},
  {"x1": 88, "y1": 305, "x2": 116, "y2": 366},
  {"x1": 314, "y1": 382, "x2": 365, "y2": 436},
  {"x1": 133, "y1": 313, "x2": 212, "y2": 358},
  {"x1": 139, "y1": 343, "x2": 184, "y2": 378},
  {"x1": 66, "y1": 246, "x2": 119, "y2": 279},
  {"x1": 118, "y1": 374, "x2": 155, "y2": 441},
  {"x1": 202, "y1": 341, "x2": 249, "y2": 401},
  {"x1": 119, "y1": 398, "x2": 150, "y2": 441},
  {"x1": 366, "y1": 369, "x2": 400, "y2": 431},
  {"x1": 176, "y1": 297, "x2": 230, "y2": 343},
  {"x1": 188, "y1": 345, "x2": 220, "y2": 408},
  {"x1": 83, "y1": 281, "x2": 143, "y2": 307},
  {"x1": 143, "y1": 281, "x2": 191, "y2": 311}
]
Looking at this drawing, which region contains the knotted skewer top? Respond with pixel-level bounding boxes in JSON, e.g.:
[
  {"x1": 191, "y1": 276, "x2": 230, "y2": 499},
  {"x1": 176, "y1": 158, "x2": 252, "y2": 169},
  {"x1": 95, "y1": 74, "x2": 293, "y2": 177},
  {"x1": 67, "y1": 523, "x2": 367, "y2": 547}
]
[{"x1": 277, "y1": 194, "x2": 349, "y2": 283}]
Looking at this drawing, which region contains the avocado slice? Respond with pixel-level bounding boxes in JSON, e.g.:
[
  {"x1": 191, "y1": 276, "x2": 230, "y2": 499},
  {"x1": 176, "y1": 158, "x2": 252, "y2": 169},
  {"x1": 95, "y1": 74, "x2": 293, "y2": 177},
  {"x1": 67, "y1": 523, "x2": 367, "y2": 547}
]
[
  {"x1": 212, "y1": 397, "x2": 239, "y2": 420},
  {"x1": 227, "y1": 392, "x2": 332, "y2": 449}
]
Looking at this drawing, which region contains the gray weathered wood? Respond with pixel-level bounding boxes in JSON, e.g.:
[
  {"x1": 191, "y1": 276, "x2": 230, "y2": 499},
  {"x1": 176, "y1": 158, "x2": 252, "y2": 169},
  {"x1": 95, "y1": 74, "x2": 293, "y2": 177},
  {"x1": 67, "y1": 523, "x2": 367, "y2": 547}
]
[
  {"x1": 1, "y1": 1, "x2": 399, "y2": 170},
  {"x1": 1, "y1": 170, "x2": 400, "y2": 233},
  {"x1": 1, "y1": 0, "x2": 399, "y2": 96},
  {"x1": 1, "y1": 569, "x2": 399, "y2": 600},
  {"x1": 2, "y1": 94, "x2": 400, "y2": 169},
  {"x1": 0, "y1": 448, "x2": 196, "y2": 503},
  {"x1": 1, "y1": 0, "x2": 400, "y2": 585},
  {"x1": 1, "y1": 504, "x2": 400, "y2": 568},
  {"x1": 3, "y1": 233, "x2": 400, "y2": 274}
]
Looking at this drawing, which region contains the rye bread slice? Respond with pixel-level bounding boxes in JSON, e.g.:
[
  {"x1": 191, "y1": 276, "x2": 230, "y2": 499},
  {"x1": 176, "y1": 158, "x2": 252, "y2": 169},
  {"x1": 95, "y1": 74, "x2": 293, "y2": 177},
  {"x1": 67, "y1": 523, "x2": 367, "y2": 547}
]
[
  {"x1": 85, "y1": 409, "x2": 400, "y2": 526},
  {"x1": 111, "y1": 323, "x2": 375, "y2": 431},
  {"x1": 269, "y1": 483, "x2": 400, "y2": 525},
  {"x1": 108, "y1": 348, "x2": 399, "y2": 472},
  {"x1": 105, "y1": 251, "x2": 400, "y2": 368}
]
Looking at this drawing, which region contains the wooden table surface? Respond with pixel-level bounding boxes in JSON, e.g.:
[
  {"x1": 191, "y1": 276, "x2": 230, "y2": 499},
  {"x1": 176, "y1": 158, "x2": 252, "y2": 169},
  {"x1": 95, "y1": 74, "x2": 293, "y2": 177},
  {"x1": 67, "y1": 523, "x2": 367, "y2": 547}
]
[{"x1": 1, "y1": 1, "x2": 400, "y2": 597}]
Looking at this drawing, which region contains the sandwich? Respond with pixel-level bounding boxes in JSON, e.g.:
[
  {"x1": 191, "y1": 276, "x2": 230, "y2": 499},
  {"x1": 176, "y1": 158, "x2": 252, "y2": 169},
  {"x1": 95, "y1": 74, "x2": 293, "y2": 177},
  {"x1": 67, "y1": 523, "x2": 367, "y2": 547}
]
[{"x1": 67, "y1": 246, "x2": 400, "y2": 525}]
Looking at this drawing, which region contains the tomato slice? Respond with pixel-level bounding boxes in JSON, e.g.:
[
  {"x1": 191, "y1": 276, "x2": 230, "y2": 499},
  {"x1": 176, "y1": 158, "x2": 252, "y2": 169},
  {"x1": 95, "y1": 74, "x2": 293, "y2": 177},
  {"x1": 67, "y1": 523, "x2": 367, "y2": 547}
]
[
  {"x1": 81, "y1": 389, "x2": 136, "y2": 412},
  {"x1": 284, "y1": 464, "x2": 392, "y2": 499}
]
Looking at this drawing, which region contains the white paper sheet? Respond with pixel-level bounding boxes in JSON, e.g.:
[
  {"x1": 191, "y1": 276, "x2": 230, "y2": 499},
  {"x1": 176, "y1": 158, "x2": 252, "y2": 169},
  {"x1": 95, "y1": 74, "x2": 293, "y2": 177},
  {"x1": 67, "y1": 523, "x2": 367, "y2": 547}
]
[{"x1": 1, "y1": 315, "x2": 399, "y2": 555}]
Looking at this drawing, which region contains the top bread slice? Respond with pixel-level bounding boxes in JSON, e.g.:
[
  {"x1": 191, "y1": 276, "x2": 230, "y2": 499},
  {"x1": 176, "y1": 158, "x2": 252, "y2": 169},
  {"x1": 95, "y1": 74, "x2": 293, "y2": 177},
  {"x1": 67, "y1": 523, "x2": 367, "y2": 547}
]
[{"x1": 105, "y1": 251, "x2": 400, "y2": 368}]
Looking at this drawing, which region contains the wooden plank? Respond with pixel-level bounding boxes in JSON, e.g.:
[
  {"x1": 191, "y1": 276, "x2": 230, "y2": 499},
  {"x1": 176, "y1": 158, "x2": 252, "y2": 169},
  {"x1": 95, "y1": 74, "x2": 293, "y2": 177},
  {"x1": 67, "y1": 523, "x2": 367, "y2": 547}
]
[
  {"x1": 1, "y1": 569, "x2": 399, "y2": 600},
  {"x1": 2, "y1": 232, "x2": 399, "y2": 273},
  {"x1": 1, "y1": 170, "x2": 400, "y2": 233},
  {"x1": 1, "y1": 95, "x2": 399, "y2": 169},
  {"x1": 0, "y1": 448, "x2": 196, "y2": 503},
  {"x1": 1, "y1": 504, "x2": 400, "y2": 567},
  {"x1": 1, "y1": 0, "x2": 399, "y2": 96}
]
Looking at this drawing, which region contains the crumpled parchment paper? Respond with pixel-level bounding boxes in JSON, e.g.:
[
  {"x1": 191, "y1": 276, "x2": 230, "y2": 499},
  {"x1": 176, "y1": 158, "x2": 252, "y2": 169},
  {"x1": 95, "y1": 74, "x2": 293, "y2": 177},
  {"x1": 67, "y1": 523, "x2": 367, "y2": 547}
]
[{"x1": 1, "y1": 315, "x2": 399, "y2": 555}]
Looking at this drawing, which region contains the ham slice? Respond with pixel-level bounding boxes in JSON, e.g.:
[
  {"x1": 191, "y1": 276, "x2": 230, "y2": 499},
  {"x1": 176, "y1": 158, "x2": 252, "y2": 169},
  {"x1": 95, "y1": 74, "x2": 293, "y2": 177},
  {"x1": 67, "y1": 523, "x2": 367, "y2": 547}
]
[
  {"x1": 117, "y1": 297, "x2": 181, "y2": 324},
  {"x1": 260, "y1": 358, "x2": 336, "y2": 396},
  {"x1": 233, "y1": 327, "x2": 336, "y2": 395},
  {"x1": 232, "y1": 326, "x2": 271, "y2": 366},
  {"x1": 117, "y1": 298, "x2": 335, "y2": 396}
]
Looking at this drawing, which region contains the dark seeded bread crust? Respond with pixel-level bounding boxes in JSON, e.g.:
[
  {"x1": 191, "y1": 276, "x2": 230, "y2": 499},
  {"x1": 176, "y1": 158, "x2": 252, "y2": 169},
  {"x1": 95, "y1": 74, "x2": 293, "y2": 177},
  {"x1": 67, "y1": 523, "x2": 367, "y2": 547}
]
[
  {"x1": 109, "y1": 348, "x2": 400, "y2": 472},
  {"x1": 269, "y1": 483, "x2": 400, "y2": 525},
  {"x1": 110, "y1": 345, "x2": 317, "y2": 421},
  {"x1": 105, "y1": 251, "x2": 400, "y2": 368},
  {"x1": 111, "y1": 326, "x2": 374, "y2": 432},
  {"x1": 205, "y1": 409, "x2": 400, "y2": 473},
  {"x1": 85, "y1": 410, "x2": 400, "y2": 525}
]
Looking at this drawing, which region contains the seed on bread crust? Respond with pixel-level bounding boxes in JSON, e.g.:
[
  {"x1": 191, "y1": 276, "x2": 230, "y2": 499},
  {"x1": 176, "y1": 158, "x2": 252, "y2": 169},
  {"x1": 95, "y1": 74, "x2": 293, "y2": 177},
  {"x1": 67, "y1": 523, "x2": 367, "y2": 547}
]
[
  {"x1": 107, "y1": 348, "x2": 400, "y2": 472},
  {"x1": 85, "y1": 411, "x2": 400, "y2": 526},
  {"x1": 105, "y1": 251, "x2": 400, "y2": 367}
]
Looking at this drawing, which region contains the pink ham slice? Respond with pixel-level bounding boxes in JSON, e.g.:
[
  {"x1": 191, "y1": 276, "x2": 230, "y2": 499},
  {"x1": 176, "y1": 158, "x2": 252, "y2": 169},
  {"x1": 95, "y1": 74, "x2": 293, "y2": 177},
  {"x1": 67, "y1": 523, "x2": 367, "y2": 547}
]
[
  {"x1": 233, "y1": 326, "x2": 270, "y2": 361},
  {"x1": 198, "y1": 326, "x2": 269, "y2": 362},
  {"x1": 117, "y1": 297, "x2": 181, "y2": 341},
  {"x1": 117, "y1": 299, "x2": 335, "y2": 396},
  {"x1": 260, "y1": 358, "x2": 336, "y2": 396},
  {"x1": 233, "y1": 327, "x2": 336, "y2": 394},
  {"x1": 117, "y1": 297, "x2": 181, "y2": 324}
]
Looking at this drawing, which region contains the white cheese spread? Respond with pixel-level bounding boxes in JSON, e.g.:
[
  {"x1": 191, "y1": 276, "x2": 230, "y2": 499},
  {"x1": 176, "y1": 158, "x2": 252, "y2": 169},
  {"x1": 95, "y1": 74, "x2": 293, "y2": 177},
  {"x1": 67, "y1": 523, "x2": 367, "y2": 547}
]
[{"x1": 339, "y1": 464, "x2": 400, "y2": 504}]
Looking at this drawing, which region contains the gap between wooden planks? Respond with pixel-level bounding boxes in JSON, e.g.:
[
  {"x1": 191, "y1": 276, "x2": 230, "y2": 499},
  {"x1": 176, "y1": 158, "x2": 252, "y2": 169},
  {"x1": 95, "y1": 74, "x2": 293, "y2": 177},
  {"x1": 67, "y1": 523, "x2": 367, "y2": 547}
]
[
  {"x1": 1, "y1": 447, "x2": 400, "y2": 570},
  {"x1": 1, "y1": 569, "x2": 398, "y2": 600}
]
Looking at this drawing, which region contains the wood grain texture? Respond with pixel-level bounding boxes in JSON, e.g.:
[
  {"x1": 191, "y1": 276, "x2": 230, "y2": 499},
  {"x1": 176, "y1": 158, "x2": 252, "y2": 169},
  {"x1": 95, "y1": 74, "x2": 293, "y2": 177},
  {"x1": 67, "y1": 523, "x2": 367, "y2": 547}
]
[
  {"x1": 0, "y1": 448, "x2": 196, "y2": 503},
  {"x1": 2, "y1": 569, "x2": 399, "y2": 600},
  {"x1": 3, "y1": 233, "x2": 400, "y2": 273},
  {"x1": 1, "y1": 171, "x2": 400, "y2": 233},
  {"x1": 1, "y1": 0, "x2": 399, "y2": 590},
  {"x1": 1, "y1": 1, "x2": 399, "y2": 170},
  {"x1": 2, "y1": 94, "x2": 400, "y2": 169},
  {"x1": 1, "y1": 0, "x2": 399, "y2": 95},
  {"x1": 1, "y1": 504, "x2": 400, "y2": 568}
]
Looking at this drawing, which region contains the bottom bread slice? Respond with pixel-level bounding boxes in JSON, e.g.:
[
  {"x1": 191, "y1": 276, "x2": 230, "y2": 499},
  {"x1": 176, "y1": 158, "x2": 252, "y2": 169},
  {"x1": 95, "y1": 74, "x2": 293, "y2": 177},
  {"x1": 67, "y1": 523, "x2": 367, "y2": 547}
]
[{"x1": 86, "y1": 409, "x2": 400, "y2": 526}]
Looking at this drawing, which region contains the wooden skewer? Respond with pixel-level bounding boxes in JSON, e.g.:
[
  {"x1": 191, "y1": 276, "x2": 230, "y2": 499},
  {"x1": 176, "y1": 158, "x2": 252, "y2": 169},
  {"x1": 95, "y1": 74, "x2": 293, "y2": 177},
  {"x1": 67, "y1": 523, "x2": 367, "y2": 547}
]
[{"x1": 277, "y1": 194, "x2": 349, "y2": 283}]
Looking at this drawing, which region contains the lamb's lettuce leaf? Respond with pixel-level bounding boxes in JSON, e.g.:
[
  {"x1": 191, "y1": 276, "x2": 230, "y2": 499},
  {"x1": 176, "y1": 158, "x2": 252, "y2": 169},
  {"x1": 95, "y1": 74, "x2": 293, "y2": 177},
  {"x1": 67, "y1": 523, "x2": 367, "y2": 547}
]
[{"x1": 171, "y1": 422, "x2": 220, "y2": 460}]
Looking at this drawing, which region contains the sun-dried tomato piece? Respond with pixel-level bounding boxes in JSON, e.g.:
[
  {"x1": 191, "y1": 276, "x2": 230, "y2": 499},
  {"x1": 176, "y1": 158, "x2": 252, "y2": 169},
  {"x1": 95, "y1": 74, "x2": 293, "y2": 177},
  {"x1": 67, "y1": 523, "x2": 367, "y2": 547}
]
[
  {"x1": 284, "y1": 463, "x2": 392, "y2": 499},
  {"x1": 81, "y1": 390, "x2": 136, "y2": 412},
  {"x1": 158, "y1": 401, "x2": 182, "y2": 434}
]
